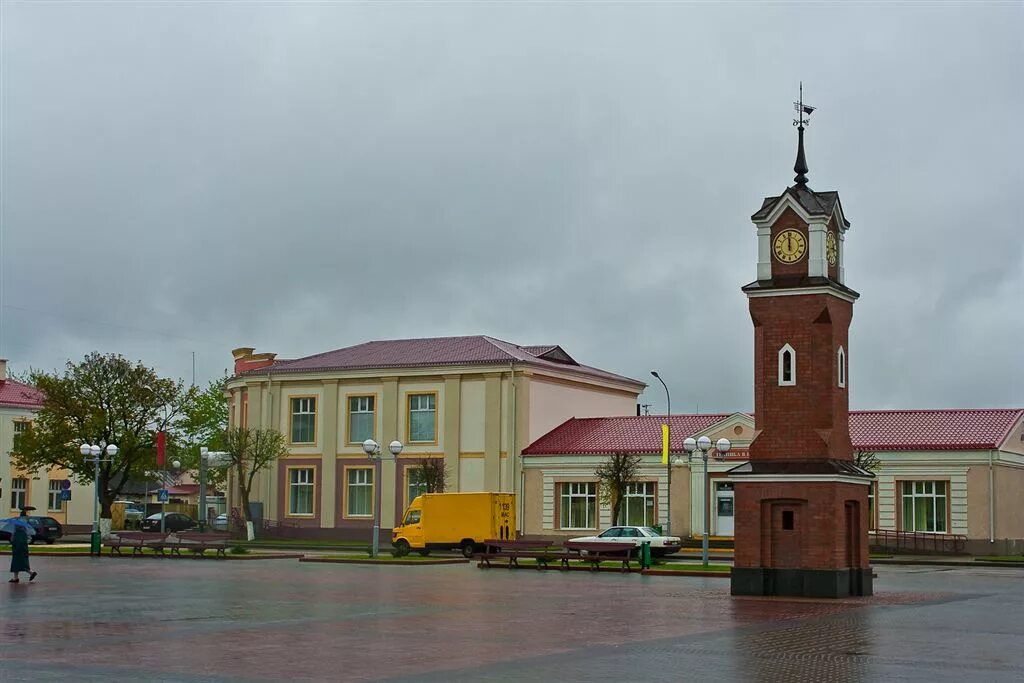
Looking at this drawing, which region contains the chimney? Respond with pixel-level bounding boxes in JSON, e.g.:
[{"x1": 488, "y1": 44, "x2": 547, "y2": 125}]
[
  {"x1": 232, "y1": 348, "x2": 276, "y2": 375},
  {"x1": 0, "y1": 359, "x2": 7, "y2": 381}
]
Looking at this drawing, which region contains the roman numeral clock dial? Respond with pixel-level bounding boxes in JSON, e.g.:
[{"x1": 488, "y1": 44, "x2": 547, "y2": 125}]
[{"x1": 772, "y1": 229, "x2": 806, "y2": 263}]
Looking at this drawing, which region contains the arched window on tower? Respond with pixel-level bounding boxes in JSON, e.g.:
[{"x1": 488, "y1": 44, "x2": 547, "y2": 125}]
[
  {"x1": 838, "y1": 346, "x2": 846, "y2": 388},
  {"x1": 778, "y1": 344, "x2": 796, "y2": 386}
]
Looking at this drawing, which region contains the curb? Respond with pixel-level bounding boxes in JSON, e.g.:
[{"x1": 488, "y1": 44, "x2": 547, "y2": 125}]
[
  {"x1": 0, "y1": 551, "x2": 304, "y2": 561},
  {"x1": 872, "y1": 558, "x2": 1024, "y2": 569},
  {"x1": 641, "y1": 568, "x2": 731, "y2": 578},
  {"x1": 300, "y1": 557, "x2": 469, "y2": 566}
]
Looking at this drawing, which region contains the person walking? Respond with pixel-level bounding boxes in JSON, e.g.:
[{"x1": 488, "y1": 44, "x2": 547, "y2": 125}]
[{"x1": 8, "y1": 510, "x2": 37, "y2": 583}]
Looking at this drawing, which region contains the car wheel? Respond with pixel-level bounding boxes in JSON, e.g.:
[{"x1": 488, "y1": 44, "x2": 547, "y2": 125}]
[
  {"x1": 393, "y1": 539, "x2": 411, "y2": 557},
  {"x1": 460, "y1": 541, "x2": 476, "y2": 558}
]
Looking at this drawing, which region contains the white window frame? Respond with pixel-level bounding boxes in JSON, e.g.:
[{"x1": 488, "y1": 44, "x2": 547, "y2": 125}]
[
  {"x1": 559, "y1": 482, "x2": 597, "y2": 530},
  {"x1": 622, "y1": 481, "x2": 656, "y2": 527},
  {"x1": 287, "y1": 468, "x2": 315, "y2": 516},
  {"x1": 48, "y1": 480, "x2": 63, "y2": 512},
  {"x1": 290, "y1": 397, "x2": 317, "y2": 444},
  {"x1": 838, "y1": 346, "x2": 846, "y2": 388},
  {"x1": 406, "y1": 466, "x2": 428, "y2": 508},
  {"x1": 900, "y1": 480, "x2": 948, "y2": 534},
  {"x1": 347, "y1": 395, "x2": 376, "y2": 444},
  {"x1": 10, "y1": 477, "x2": 28, "y2": 511},
  {"x1": 778, "y1": 343, "x2": 796, "y2": 386},
  {"x1": 346, "y1": 467, "x2": 375, "y2": 518},
  {"x1": 408, "y1": 394, "x2": 437, "y2": 443},
  {"x1": 13, "y1": 420, "x2": 29, "y2": 436}
]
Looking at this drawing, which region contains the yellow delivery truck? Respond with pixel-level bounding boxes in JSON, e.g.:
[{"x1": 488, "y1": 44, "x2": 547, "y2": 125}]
[{"x1": 392, "y1": 492, "x2": 516, "y2": 557}]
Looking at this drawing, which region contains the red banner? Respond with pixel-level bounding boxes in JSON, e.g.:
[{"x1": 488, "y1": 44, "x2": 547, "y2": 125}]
[{"x1": 156, "y1": 431, "x2": 166, "y2": 467}]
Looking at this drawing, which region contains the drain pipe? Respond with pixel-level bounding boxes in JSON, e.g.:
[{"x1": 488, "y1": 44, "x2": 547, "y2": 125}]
[
  {"x1": 510, "y1": 362, "x2": 521, "y2": 535},
  {"x1": 989, "y1": 449, "x2": 995, "y2": 544}
]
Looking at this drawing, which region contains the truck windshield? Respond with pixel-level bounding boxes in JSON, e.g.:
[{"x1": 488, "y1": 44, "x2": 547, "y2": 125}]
[{"x1": 404, "y1": 510, "x2": 421, "y2": 525}]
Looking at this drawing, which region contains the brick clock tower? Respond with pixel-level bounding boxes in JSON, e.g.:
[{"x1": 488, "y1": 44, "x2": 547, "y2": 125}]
[{"x1": 729, "y1": 91, "x2": 873, "y2": 598}]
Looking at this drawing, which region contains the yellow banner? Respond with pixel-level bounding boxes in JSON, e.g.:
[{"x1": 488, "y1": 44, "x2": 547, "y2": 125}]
[{"x1": 662, "y1": 423, "x2": 670, "y2": 465}]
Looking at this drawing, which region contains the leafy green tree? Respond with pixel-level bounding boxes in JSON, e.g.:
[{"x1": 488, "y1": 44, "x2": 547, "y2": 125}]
[
  {"x1": 221, "y1": 426, "x2": 288, "y2": 523},
  {"x1": 12, "y1": 352, "x2": 188, "y2": 519},
  {"x1": 596, "y1": 451, "x2": 642, "y2": 526},
  {"x1": 177, "y1": 373, "x2": 231, "y2": 493}
]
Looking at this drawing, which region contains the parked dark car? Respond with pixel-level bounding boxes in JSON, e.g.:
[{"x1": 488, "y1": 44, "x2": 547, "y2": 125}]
[
  {"x1": 140, "y1": 512, "x2": 195, "y2": 533},
  {"x1": 0, "y1": 516, "x2": 64, "y2": 544}
]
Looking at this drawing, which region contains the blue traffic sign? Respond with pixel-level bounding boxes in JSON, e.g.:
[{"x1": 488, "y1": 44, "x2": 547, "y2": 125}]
[
  {"x1": 157, "y1": 489, "x2": 169, "y2": 503},
  {"x1": 60, "y1": 479, "x2": 72, "y2": 491},
  {"x1": 60, "y1": 489, "x2": 71, "y2": 502}
]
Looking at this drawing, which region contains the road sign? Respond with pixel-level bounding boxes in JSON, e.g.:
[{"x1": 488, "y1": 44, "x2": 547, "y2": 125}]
[
  {"x1": 60, "y1": 489, "x2": 71, "y2": 502},
  {"x1": 60, "y1": 479, "x2": 72, "y2": 490},
  {"x1": 157, "y1": 489, "x2": 169, "y2": 503}
]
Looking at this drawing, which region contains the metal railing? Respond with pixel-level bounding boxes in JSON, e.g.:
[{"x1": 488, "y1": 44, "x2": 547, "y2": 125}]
[{"x1": 870, "y1": 529, "x2": 966, "y2": 555}]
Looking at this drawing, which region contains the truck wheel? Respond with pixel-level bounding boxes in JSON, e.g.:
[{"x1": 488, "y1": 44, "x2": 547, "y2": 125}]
[
  {"x1": 393, "y1": 539, "x2": 411, "y2": 557},
  {"x1": 416, "y1": 549, "x2": 431, "y2": 557},
  {"x1": 460, "y1": 541, "x2": 476, "y2": 558}
]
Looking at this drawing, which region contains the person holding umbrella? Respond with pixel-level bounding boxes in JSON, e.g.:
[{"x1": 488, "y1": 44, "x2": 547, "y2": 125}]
[{"x1": 4, "y1": 507, "x2": 38, "y2": 583}]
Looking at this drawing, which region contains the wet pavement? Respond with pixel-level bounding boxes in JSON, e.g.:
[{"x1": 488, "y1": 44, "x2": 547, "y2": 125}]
[{"x1": 1, "y1": 557, "x2": 1022, "y2": 681}]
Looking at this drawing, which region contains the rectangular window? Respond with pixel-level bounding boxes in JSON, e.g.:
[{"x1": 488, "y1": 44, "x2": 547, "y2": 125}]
[
  {"x1": 348, "y1": 396, "x2": 376, "y2": 444},
  {"x1": 406, "y1": 467, "x2": 428, "y2": 507},
  {"x1": 48, "y1": 480, "x2": 63, "y2": 512},
  {"x1": 346, "y1": 468, "x2": 374, "y2": 517},
  {"x1": 290, "y1": 397, "x2": 316, "y2": 443},
  {"x1": 408, "y1": 394, "x2": 437, "y2": 443},
  {"x1": 10, "y1": 478, "x2": 28, "y2": 511},
  {"x1": 622, "y1": 482, "x2": 656, "y2": 527},
  {"x1": 782, "y1": 510, "x2": 795, "y2": 530},
  {"x1": 559, "y1": 482, "x2": 597, "y2": 530},
  {"x1": 13, "y1": 420, "x2": 28, "y2": 436},
  {"x1": 900, "y1": 481, "x2": 947, "y2": 533},
  {"x1": 288, "y1": 468, "x2": 315, "y2": 516}
]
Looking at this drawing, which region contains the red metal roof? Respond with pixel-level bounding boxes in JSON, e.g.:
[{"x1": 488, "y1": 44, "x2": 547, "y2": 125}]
[
  {"x1": 240, "y1": 335, "x2": 643, "y2": 387},
  {"x1": 0, "y1": 379, "x2": 45, "y2": 410},
  {"x1": 523, "y1": 414, "x2": 733, "y2": 455},
  {"x1": 524, "y1": 409, "x2": 1024, "y2": 455},
  {"x1": 849, "y1": 409, "x2": 1024, "y2": 451}
]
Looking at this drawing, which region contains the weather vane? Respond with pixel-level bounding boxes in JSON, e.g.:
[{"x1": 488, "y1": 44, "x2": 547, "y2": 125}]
[
  {"x1": 792, "y1": 82, "x2": 815, "y2": 186},
  {"x1": 793, "y1": 81, "x2": 815, "y2": 129}
]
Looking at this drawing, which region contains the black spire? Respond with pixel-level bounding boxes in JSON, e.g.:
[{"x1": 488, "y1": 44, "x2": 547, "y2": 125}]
[{"x1": 792, "y1": 83, "x2": 815, "y2": 186}]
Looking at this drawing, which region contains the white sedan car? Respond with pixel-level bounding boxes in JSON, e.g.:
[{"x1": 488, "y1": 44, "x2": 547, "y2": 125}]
[{"x1": 570, "y1": 526, "x2": 683, "y2": 557}]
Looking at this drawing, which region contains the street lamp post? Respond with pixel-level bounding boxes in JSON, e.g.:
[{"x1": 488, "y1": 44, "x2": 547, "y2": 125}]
[
  {"x1": 361, "y1": 438, "x2": 404, "y2": 558},
  {"x1": 161, "y1": 459, "x2": 181, "y2": 534},
  {"x1": 683, "y1": 435, "x2": 731, "y2": 568},
  {"x1": 80, "y1": 442, "x2": 117, "y2": 556},
  {"x1": 650, "y1": 371, "x2": 672, "y2": 535}
]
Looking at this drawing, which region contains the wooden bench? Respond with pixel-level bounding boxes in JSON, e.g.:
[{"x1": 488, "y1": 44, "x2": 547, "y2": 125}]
[
  {"x1": 562, "y1": 541, "x2": 637, "y2": 572},
  {"x1": 479, "y1": 539, "x2": 562, "y2": 569},
  {"x1": 173, "y1": 531, "x2": 231, "y2": 558},
  {"x1": 102, "y1": 532, "x2": 170, "y2": 556}
]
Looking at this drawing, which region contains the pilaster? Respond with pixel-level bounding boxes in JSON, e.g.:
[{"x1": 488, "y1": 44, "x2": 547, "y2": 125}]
[
  {"x1": 320, "y1": 380, "x2": 339, "y2": 528},
  {"x1": 483, "y1": 374, "x2": 502, "y2": 491},
  {"x1": 380, "y1": 377, "x2": 399, "y2": 528},
  {"x1": 807, "y1": 220, "x2": 828, "y2": 277},
  {"x1": 443, "y1": 375, "x2": 461, "y2": 490}
]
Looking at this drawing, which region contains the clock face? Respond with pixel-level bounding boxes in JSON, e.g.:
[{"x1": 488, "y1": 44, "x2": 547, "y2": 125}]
[
  {"x1": 826, "y1": 231, "x2": 838, "y2": 266},
  {"x1": 773, "y1": 229, "x2": 806, "y2": 264}
]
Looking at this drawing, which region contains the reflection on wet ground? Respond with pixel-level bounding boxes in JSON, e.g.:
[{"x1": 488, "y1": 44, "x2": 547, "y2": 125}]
[{"x1": 2, "y1": 558, "x2": 1022, "y2": 681}]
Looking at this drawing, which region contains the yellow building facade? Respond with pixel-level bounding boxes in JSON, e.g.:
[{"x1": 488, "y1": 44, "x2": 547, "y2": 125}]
[{"x1": 225, "y1": 336, "x2": 644, "y2": 539}]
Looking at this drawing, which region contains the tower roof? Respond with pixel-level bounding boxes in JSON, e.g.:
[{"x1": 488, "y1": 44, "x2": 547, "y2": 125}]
[{"x1": 751, "y1": 185, "x2": 850, "y2": 228}]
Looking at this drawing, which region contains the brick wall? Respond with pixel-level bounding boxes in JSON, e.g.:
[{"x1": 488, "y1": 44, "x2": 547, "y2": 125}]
[{"x1": 749, "y1": 292, "x2": 853, "y2": 461}]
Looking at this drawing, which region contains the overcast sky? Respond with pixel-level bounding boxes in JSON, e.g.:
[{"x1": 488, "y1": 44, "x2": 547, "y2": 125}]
[{"x1": 1, "y1": 1, "x2": 1021, "y2": 415}]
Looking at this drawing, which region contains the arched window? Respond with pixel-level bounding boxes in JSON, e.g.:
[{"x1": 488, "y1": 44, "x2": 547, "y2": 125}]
[
  {"x1": 778, "y1": 344, "x2": 796, "y2": 386},
  {"x1": 838, "y1": 346, "x2": 846, "y2": 388}
]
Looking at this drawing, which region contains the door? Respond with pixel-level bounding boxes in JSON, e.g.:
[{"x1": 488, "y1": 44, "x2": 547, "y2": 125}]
[
  {"x1": 715, "y1": 484, "x2": 735, "y2": 536},
  {"x1": 402, "y1": 508, "x2": 424, "y2": 548}
]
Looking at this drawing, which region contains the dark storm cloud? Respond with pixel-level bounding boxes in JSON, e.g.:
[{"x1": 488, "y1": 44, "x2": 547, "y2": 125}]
[{"x1": 1, "y1": 2, "x2": 1021, "y2": 413}]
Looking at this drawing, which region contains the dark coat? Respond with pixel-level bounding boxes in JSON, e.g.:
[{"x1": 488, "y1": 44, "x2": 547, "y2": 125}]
[{"x1": 9, "y1": 527, "x2": 31, "y2": 573}]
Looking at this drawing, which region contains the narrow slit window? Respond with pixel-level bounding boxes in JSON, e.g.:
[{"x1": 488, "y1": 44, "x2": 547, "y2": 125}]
[
  {"x1": 838, "y1": 346, "x2": 846, "y2": 388},
  {"x1": 782, "y1": 510, "x2": 795, "y2": 530},
  {"x1": 778, "y1": 344, "x2": 796, "y2": 386}
]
